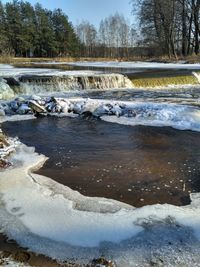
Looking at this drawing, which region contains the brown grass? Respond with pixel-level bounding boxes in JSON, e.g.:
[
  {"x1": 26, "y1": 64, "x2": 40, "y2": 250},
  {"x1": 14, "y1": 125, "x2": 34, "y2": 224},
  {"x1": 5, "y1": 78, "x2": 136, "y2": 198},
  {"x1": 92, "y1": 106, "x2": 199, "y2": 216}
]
[
  {"x1": 0, "y1": 56, "x2": 121, "y2": 64},
  {"x1": 1, "y1": 54, "x2": 200, "y2": 64}
]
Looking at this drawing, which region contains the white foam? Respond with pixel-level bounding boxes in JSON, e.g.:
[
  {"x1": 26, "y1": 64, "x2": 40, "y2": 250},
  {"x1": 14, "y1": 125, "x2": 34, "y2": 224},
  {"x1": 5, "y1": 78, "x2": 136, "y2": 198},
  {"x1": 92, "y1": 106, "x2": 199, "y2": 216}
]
[
  {"x1": 0, "y1": 65, "x2": 134, "y2": 99},
  {"x1": 0, "y1": 79, "x2": 15, "y2": 100}
]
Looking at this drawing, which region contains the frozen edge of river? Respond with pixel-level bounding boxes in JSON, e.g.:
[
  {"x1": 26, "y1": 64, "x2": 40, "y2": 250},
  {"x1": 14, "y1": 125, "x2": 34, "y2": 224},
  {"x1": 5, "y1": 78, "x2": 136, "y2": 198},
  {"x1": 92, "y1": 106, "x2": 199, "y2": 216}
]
[{"x1": 1, "y1": 115, "x2": 200, "y2": 266}]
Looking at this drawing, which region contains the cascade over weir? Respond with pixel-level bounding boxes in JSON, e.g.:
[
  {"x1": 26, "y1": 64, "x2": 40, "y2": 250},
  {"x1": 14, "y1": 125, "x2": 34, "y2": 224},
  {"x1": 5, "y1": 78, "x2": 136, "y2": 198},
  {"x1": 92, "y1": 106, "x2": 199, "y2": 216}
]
[{"x1": 0, "y1": 72, "x2": 134, "y2": 100}]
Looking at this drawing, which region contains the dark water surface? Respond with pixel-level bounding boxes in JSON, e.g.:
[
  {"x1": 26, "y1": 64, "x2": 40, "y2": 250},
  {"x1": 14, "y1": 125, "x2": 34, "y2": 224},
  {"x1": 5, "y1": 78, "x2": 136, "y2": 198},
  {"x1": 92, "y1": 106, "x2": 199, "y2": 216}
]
[{"x1": 3, "y1": 116, "x2": 200, "y2": 207}]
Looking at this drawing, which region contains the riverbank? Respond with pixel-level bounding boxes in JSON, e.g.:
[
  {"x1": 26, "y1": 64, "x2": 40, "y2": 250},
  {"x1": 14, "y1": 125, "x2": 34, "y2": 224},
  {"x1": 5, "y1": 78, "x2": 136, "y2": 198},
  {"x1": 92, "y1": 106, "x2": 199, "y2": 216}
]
[
  {"x1": 2, "y1": 54, "x2": 200, "y2": 65},
  {"x1": 0, "y1": 131, "x2": 115, "y2": 267}
]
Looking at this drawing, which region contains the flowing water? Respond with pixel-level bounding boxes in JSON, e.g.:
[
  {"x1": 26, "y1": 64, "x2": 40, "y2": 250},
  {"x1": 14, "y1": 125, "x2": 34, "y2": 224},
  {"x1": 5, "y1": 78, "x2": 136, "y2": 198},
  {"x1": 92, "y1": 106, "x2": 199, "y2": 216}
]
[
  {"x1": 2, "y1": 63, "x2": 200, "y2": 208},
  {"x1": 3, "y1": 116, "x2": 200, "y2": 207}
]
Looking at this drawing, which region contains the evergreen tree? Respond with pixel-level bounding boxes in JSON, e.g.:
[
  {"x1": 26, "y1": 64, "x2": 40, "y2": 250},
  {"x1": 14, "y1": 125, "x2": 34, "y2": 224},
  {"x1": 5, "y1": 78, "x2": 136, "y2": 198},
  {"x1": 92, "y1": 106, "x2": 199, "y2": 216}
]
[
  {"x1": 0, "y1": 0, "x2": 81, "y2": 57},
  {"x1": 19, "y1": 1, "x2": 37, "y2": 57},
  {"x1": 34, "y1": 3, "x2": 57, "y2": 57},
  {"x1": 0, "y1": 1, "x2": 11, "y2": 55},
  {"x1": 52, "y1": 9, "x2": 80, "y2": 56},
  {"x1": 5, "y1": 0, "x2": 23, "y2": 56}
]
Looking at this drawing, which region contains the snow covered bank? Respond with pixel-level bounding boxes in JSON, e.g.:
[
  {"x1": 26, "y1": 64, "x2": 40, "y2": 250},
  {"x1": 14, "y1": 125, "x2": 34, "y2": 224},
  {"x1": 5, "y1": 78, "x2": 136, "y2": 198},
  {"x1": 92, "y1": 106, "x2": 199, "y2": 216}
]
[{"x1": 1, "y1": 142, "x2": 200, "y2": 265}]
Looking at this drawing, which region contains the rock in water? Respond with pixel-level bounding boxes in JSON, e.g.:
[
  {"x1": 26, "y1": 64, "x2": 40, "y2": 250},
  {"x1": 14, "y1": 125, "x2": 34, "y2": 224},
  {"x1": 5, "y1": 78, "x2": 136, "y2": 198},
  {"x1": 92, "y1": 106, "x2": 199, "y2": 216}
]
[
  {"x1": 17, "y1": 104, "x2": 31, "y2": 115},
  {"x1": 28, "y1": 100, "x2": 46, "y2": 114}
]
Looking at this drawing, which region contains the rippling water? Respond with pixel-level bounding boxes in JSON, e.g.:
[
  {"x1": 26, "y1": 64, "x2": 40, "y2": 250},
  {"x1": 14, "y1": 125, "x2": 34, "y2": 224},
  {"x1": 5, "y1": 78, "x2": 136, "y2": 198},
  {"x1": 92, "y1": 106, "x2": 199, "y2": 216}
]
[{"x1": 3, "y1": 116, "x2": 200, "y2": 207}]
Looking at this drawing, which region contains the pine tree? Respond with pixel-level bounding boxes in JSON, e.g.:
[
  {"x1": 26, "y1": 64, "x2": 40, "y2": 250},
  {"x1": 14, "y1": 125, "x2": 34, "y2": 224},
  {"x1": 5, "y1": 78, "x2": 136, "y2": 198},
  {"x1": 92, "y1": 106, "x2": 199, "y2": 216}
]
[
  {"x1": 20, "y1": 1, "x2": 37, "y2": 57},
  {"x1": 5, "y1": 0, "x2": 23, "y2": 56},
  {"x1": 0, "y1": 1, "x2": 11, "y2": 55},
  {"x1": 0, "y1": 0, "x2": 80, "y2": 57},
  {"x1": 34, "y1": 3, "x2": 57, "y2": 57},
  {"x1": 52, "y1": 9, "x2": 80, "y2": 56}
]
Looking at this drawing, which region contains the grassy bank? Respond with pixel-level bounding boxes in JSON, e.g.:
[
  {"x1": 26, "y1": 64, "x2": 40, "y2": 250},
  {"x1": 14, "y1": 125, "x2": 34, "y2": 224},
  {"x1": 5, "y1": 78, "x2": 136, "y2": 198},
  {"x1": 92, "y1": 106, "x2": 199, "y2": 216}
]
[{"x1": 0, "y1": 56, "x2": 119, "y2": 64}]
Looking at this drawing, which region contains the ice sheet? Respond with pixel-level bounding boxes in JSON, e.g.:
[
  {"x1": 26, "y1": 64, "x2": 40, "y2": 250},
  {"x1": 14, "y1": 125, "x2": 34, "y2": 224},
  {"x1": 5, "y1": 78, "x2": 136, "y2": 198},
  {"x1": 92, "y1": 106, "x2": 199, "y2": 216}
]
[
  {"x1": 67, "y1": 61, "x2": 200, "y2": 70},
  {"x1": 0, "y1": 64, "x2": 102, "y2": 77}
]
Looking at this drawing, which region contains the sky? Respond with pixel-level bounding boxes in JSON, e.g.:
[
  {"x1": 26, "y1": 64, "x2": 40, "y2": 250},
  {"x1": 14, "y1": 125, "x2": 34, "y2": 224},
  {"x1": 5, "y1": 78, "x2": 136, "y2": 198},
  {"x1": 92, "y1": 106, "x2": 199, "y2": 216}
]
[{"x1": 2, "y1": 0, "x2": 134, "y2": 27}]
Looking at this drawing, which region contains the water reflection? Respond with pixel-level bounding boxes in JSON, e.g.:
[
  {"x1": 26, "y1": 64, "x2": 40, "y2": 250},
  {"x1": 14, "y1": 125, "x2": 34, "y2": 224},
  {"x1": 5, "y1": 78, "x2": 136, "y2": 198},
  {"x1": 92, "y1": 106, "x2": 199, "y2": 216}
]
[{"x1": 3, "y1": 116, "x2": 200, "y2": 207}]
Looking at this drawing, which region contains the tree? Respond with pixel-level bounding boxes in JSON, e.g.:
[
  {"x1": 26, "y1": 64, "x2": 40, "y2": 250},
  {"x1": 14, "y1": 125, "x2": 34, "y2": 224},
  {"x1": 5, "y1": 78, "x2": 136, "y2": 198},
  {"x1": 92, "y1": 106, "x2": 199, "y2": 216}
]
[
  {"x1": 5, "y1": 0, "x2": 23, "y2": 56},
  {"x1": 0, "y1": 1, "x2": 81, "y2": 57},
  {"x1": 52, "y1": 9, "x2": 80, "y2": 56},
  {"x1": 20, "y1": 1, "x2": 37, "y2": 57},
  {"x1": 34, "y1": 3, "x2": 57, "y2": 57},
  {"x1": 98, "y1": 13, "x2": 134, "y2": 58},
  {"x1": 131, "y1": 0, "x2": 200, "y2": 57},
  {"x1": 76, "y1": 20, "x2": 97, "y2": 57},
  {"x1": 0, "y1": 1, "x2": 11, "y2": 55}
]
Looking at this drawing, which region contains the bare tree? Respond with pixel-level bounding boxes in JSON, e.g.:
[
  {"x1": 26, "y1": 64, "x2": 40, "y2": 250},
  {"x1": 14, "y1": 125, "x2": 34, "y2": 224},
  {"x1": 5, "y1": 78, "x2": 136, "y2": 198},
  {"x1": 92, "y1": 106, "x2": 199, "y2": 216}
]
[
  {"x1": 76, "y1": 20, "x2": 97, "y2": 57},
  {"x1": 132, "y1": 0, "x2": 200, "y2": 58}
]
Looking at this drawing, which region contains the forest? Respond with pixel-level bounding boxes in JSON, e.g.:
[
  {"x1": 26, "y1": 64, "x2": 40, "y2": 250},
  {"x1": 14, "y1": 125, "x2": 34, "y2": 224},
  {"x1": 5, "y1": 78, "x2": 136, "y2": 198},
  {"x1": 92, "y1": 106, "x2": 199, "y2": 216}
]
[{"x1": 0, "y1": 0, "x2": 200, "y2": 58}]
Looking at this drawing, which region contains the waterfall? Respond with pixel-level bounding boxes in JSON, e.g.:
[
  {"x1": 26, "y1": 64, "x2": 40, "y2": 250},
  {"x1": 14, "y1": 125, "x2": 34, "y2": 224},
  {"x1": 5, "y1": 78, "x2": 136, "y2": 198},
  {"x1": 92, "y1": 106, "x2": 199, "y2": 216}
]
[
  {"x1": 0, "y1": 79, "x2": 15, "y2": 100},
  {"x1": 192, "y1": 72, "x2": 200, "y2": 83},
  {"x1": 0, "y1": 73, "x2": 134, "y2": 100}
]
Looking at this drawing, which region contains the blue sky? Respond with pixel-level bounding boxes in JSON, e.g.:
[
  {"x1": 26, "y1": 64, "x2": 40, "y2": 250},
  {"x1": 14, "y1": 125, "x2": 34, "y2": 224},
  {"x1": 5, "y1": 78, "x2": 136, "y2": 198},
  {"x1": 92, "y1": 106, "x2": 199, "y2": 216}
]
[{"x1": 2, "y1": 0, "x2": 133, "y2": 27}]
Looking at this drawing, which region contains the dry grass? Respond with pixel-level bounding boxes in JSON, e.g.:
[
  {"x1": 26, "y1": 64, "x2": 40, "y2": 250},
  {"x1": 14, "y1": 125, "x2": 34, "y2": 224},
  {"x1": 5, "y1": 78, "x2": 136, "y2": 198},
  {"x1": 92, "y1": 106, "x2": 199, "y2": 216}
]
[
  {"x1": 1, "y1": 54, "x2": 200, "y2": 64},
  {"x1": 0, "y1": 56, "x2": 120, "y2": 65}
]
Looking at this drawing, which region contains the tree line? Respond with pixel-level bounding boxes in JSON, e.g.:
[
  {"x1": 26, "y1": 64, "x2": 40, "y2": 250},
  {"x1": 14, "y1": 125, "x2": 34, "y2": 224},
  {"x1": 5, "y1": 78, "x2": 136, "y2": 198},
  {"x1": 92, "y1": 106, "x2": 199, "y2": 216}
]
[
  {"x1": 0, "y1": 0, "x2": 80, "y2": 57},
  {"x1": 1, "y1": 0, "x2": 200, "y2": 59},
  {"x1": 0, "y1": 0, "x2": 138, "y2": 59},
  {"x1": 76, "y1": 13, "x2": 138, "y2": 58},
  {"x1": 132, "y1": 0, "x2": 200, "y2": 58}
]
